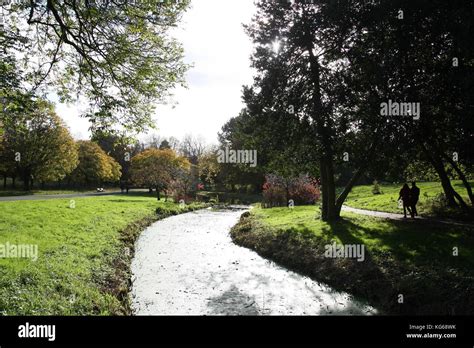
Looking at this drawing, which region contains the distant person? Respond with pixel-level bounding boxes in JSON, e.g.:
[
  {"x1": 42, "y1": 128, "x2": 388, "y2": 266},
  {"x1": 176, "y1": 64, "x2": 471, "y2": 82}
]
[
  {"x1": 398, "y1": 183, "x2": 412, "y2": 218},
  {"x1": 410, "y1": 182, "x2": 420, "y2": 218}
]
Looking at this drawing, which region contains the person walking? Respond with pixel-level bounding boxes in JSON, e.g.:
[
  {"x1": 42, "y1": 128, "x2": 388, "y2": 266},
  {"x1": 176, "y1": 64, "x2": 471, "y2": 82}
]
[
  {"x1": 398, "y1": 183, "x2": 412, "y2": 218},
  {"x1": 410, "y1": 182, "x2": 420, "y2": 218}
]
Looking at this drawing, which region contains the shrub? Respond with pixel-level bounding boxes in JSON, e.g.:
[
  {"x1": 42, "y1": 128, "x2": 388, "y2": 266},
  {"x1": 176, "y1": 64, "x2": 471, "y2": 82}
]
[
  {"x1": 372, "y1": 180, "x2": 382, "y2": 195},
  {"x1": 289, "y1": 175, "x2": 321, "y2": 205},
  {"x1": 262, "y1": 174, "x2": 320, "y2": 208},
  {"x1": 262, "y1": 181, "x2": 287, "y2": 208},
  {"x1": 424, "y1": 193, "x2": 451, "y2": 217}
]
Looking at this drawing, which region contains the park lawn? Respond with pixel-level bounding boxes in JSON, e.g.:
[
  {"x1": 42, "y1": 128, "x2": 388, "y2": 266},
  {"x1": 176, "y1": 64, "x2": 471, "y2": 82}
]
[
  {"x1": 252, "y1": 205, "x2": 474, "y2": 267},
  {"x1": 344, "y1": 180, "x2": 472, "y2": 215},
  {"x1": 232, "y1": 205, "x2": 474, "y2": 314},
  {"x1": 0, "y1": 194, "x2": 204, "y2": 315}
]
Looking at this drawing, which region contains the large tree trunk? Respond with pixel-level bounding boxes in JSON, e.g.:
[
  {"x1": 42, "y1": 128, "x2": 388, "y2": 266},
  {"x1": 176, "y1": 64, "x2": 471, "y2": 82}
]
[
  {"x1": 433, "y1": 157, "x2": 467, "y2": 209},
  {"x1": 324, "y1": 157, "x2": 337, "y2": 220},
  {"x1": 442, "y1": 154, "x2": 473, "y2": 206},
  {"x1": 335, "y1": 166, "x2": 366, "y2": 216},
  {"x1": 319, "y1": 159, "x2": 329, "y2": 220},
  {"x1": 307, "y1": 41, "x2": 335, "y2": 221},
  {"x1": 421, "y1": 144, "x2": 458, "y2": 207},
  {"x1": 430, "y1": 152, "x2": 468, "y2": 209}
]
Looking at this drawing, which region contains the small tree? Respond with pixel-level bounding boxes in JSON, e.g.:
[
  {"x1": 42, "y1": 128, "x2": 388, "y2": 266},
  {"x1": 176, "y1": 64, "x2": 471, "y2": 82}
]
[
  {"x1": 372, "y1": 180, "x2": 382, "y2": 195},
  {"x1": 131, "y1": 148, "x2": 190, "y2": 200},
  {"x1": 170, "y1": 164, "x2": 199, "y2": 203}
]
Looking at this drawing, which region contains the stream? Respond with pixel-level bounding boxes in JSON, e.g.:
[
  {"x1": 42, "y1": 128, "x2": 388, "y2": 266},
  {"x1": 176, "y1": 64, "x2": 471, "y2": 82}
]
[{"x1": 131, "y1": 208, "x2": 377, "y2": 315}]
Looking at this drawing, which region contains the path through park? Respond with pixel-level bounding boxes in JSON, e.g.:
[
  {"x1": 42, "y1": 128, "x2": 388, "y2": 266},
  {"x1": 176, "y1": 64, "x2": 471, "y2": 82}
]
[
  {"x1": 131, "y1": 208, "x2": 377, "y2": 315},
  {"x1": 341, "y1": 205, "x2": 473, "y2": 227}
]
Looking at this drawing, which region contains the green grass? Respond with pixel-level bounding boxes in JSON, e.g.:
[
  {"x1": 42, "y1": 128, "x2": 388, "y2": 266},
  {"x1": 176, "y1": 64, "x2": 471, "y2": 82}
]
[
  {"x1": 252, "y1": 205, "x2": 474, "y2": 267},
  {"x1": 0, "y1": 194, "x2": 205, "y2": 315},
  {"x1": 344, "y1": 180, "x2": 472, "y2": 215}
]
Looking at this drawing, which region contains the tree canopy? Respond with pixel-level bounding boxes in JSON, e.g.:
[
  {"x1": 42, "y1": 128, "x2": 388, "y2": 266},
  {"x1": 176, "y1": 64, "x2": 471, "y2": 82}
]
[
  {"x1": 69, "y1": 140, "x2": 121, "y2": 185},
  {"x1": 1, "y1": 0, "x2": 191, "y2": 132},
  {"x1": 225, "y1": 0, "x2": 473, "y2": 220},
  {"x1": 131, "y1": 148, "x2": 190, "y2": 200},
  {"x1": 0, "y1": 97, "x2": 78, "y2": 190}
]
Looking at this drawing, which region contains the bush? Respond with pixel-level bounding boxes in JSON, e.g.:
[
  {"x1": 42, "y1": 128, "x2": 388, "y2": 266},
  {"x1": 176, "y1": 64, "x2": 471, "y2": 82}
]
[
  {"x1": 372, "y1": 180, "x2": 382, "y2": 195},
  {"x1": 262, "y1": 182, "x2": 287, "y2": 208},
  {"x1": 290, "y1": 175, "x2": 321, "y2": 205},
  {"x1": 423, "y1": 192, "x2": 453, "y2": 217},
  {"x1": 262, "y1": 174, "x2": 320, "y2": 208}
]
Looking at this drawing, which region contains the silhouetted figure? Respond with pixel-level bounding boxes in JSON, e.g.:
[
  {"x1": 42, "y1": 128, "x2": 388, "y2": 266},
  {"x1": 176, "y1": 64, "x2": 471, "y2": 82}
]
[
  {"x1": 410, "y1": 182, "x2": 420, "y2": 218},
  {"x1": 398, "y1": 183, "x2": 412, "y2": 218}
]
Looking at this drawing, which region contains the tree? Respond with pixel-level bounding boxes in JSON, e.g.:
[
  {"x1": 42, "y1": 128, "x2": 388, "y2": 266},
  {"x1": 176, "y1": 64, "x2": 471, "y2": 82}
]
[
  {"x1": 242, "y1": 0, "x2": 473, "y2": 220},
  {"x1": 0, "y1": 53, "x2": 19, "y2": 188},
  {"x1": 346, "y1": 0, "x2": 474, "y2": 208},
  {"x1": 168, "y1": 164, "x2": 198, "y2": 203},
  {"x1": 1, "y1": 0, "x2": 190, "y2": 132},
  {"x1": 219, "y1": 107, "x2": 318, "y2": 192},
  {"x1": 243, "y1": 0, "x2": 383, "y2": 220},
  {"x1": 1, "y1": 96, "x2": 78, "y2": 190},
  {"x1": 91, "y1": 130, "x2": 139, "y2": 187},
  {"x1": 198, "y1": 149, "x2": 221, "y2": 188},
  {"x1": 69, "y1": 140, "x2": 121, "y2": 186},
  {"x1": 130, "y1": 148, "x2": 189, "y2": 200},
  {"x1": 159, "y1": 140, "x2": 171, "y2": 150},
  {"x1": 179, "y1": 134, "x2": 206, "y2": 165}
]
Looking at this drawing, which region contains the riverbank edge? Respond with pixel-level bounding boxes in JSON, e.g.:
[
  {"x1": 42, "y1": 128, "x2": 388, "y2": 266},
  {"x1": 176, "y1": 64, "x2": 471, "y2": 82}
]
[
  {"x1": 104, "y1": 203, "x2": 209, "y2": 315},
  {"x1": 230, "y1": 212, "x2": 474, "y2": 315}
]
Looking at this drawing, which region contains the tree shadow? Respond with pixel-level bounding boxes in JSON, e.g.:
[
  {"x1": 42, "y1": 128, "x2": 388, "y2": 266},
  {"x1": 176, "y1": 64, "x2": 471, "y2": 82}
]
[
  {"x1": 317, "y1": 216, "x2": 474, "y2": 314},
  {"x1": 332, "y1": 216, "x2": 474, "y2": 268}
]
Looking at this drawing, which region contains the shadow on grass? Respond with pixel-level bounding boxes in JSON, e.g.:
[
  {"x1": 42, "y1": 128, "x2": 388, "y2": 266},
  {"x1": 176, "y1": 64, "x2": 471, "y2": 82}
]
[
  {"x1": 230, "y1": 213, "x2": 474, "y2": 314},
  {"x1": 332, "y1": 217, "x2": 474, "y2": 269}
]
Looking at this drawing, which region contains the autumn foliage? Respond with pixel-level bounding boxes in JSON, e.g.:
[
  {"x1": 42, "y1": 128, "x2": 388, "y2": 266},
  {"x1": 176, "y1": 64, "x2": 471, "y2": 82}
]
[
  {"x1": 131, "y1": 148, "x2": 191, "y2": 200},
  {"x1": 262, "y1": 174, "x2": 320, "y2": 208}
]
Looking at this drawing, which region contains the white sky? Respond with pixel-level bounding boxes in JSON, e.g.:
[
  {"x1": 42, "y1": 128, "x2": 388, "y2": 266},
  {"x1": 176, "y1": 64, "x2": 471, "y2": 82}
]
[{"x1": 56, "y1": 0, "x2": 257, "y2": 145}]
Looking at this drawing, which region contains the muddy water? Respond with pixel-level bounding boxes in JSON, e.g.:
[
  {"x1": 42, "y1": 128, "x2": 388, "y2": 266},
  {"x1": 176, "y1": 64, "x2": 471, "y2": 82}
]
[{"x1": 131, "y1": 209, "x2": 377, "y2": 315}]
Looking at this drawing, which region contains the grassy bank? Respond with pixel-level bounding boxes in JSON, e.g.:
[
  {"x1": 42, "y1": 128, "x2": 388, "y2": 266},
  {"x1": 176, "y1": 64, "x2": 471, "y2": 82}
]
[
  {"x1": 0, "y1": 194, "x2": 206, "y2": 315},
  {"x1": 230, "y1": 206, "x2": 474, "y2": 315},
  {"x1": 344, "y1": 180, "x2": 472, "y2": 216}
]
